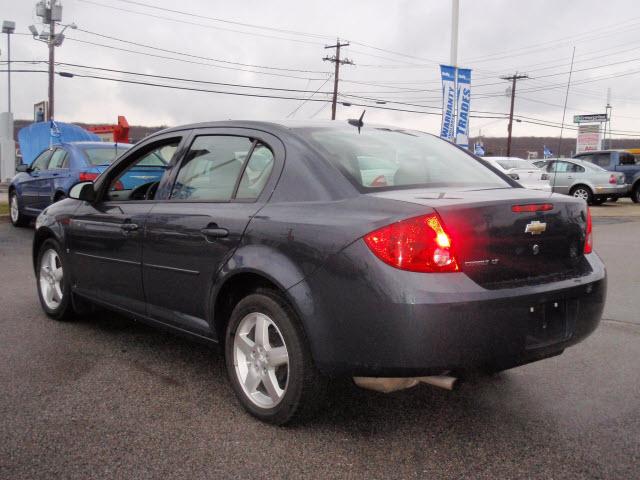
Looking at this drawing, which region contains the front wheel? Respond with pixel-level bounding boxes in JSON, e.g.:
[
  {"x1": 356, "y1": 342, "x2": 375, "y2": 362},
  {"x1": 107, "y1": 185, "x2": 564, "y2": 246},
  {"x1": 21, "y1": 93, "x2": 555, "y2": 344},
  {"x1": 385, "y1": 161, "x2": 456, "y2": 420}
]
[
  {"x1": 36, "y1": 239, "x2": 76, "y2": 321},
  {"x1": 632, "y1": 184, "x2": 640, "y2": 204},
  {"x1": 9, "y1": 191, "x2": 30, "y2": 227},
  {"x1": 225, "y1": 289, "x2": 326, "y2": 425}
]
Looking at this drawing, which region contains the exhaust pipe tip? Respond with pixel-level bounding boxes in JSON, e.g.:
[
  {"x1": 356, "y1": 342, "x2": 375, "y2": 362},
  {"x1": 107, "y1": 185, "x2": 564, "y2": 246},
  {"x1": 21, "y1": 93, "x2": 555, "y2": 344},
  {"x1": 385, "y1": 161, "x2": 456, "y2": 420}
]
[{"x1": 353, "y1": 374, "x2": 458, "y2": 393}]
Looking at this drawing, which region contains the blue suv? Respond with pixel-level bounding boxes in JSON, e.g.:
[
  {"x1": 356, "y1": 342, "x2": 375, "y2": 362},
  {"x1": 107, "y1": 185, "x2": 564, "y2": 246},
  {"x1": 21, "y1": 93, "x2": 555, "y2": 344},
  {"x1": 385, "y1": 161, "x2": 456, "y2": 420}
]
[{"x1": 9, "y1": 142, "x2": 132, "y2": 227}]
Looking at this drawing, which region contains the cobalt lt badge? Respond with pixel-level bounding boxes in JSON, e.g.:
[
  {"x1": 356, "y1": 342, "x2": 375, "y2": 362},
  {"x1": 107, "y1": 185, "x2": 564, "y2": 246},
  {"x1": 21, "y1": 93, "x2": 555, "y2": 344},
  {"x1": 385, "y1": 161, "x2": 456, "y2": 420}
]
[{"x1": 525, "y1": 220, "x2": 547, "y2": 235}]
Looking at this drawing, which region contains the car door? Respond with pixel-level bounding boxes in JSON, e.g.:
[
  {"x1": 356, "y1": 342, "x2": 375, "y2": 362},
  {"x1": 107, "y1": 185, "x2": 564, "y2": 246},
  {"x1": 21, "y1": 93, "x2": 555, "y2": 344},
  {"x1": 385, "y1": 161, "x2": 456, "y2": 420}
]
[
  {"x1": 48, "y1": 148, "x2": 71, "y2": 200},
  {"x1": 142, "y1": 129, "x2": 282, "y2": 337},
  {"x1": 547, "y1": 161, "x2": 572, "y2": 194},
  {"x1": 21, "y1": 149, "x2": 53, "y2": 213},
  {"x1": 67, "y1": 134, "x2": 185, "y2": 314}
]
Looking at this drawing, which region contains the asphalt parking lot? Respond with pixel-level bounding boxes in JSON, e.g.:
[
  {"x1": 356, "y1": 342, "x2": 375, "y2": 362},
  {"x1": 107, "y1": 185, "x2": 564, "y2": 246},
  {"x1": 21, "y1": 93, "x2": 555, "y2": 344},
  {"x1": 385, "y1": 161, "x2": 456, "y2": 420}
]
[{"x1": 1, "y1": 204, "x2": 639, "y2": 479}]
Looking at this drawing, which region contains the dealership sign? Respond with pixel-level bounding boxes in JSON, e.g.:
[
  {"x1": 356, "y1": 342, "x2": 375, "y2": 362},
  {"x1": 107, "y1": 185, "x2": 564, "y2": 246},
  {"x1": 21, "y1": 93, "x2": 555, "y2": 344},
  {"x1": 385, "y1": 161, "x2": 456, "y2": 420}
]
[
  {"x1": 576, "y1": 124, "x2": 602, "y2": 153},
  {"x1": 455, "y1": 68, "x2": 472, "y2": 149},
  {"x1": 440, "y1": 65, "x2": 457, "y2": 142},
  {"x1": 573, "y1": 113, "x2": 608, "y2": 124}
]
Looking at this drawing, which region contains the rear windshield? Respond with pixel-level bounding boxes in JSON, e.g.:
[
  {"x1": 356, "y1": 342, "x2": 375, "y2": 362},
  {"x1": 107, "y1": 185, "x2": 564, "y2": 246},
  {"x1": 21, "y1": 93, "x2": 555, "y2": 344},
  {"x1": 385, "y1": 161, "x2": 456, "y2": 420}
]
[
  {"x1": 82, "y1": 145, "x2": 131, "y2": 166},
  {"x1": 298, "y1": 127, "x2": 510, "y2": 191}
]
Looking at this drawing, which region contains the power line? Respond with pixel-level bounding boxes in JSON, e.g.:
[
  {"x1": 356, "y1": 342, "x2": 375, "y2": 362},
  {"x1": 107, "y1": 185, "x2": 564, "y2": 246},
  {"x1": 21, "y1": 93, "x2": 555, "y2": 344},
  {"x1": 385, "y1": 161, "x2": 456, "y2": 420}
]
[{"x1": 287, "y1": 76, "x2": 333, "y2": 118}]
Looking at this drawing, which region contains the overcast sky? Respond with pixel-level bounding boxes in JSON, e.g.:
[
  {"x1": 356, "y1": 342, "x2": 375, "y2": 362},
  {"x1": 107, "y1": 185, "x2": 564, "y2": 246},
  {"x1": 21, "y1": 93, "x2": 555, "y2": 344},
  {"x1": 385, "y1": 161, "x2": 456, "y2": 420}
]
[{"x1": 1, "y1": 0, "x2": 639, "y2": 138}]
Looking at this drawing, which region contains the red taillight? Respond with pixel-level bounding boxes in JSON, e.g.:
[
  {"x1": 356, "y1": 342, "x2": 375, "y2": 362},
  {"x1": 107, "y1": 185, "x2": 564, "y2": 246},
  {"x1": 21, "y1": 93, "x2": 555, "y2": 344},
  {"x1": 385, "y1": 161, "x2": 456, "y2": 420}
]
[
  {"x1": 609, "y1": 174, "x2": 617, "y2": 185},
  {"x1": 584, "y1": 208, "x2": 593, "y2": 254},
  {"x1": 364, "y1": 213, "x2": 459, "y2": 273},
  {"x1": 512, "y1": 203, "x2": 553, "y2": 213},
  {"x1": 78, "y1": 171, "x2": 99, "y2": 182}
]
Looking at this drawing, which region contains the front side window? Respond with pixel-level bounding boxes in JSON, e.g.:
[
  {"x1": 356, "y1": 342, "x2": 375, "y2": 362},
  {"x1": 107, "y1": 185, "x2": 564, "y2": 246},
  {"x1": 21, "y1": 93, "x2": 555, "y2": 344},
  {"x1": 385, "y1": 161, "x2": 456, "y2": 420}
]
[
  {"x1": 297, "y1": 127, "x2": 510, "y2": 190},
  {"x1": 48, "y1": 149, "x2": 68, "y2": 169},
  {"x1": 106, "y1": 140, "x2": 178, "y2": 201},
  {"x1": 31, "y1": 150, "x2": 53, "y2": 171},
  {"x1": 171, "y1": 136, "x2": 253, "y2": 201}
]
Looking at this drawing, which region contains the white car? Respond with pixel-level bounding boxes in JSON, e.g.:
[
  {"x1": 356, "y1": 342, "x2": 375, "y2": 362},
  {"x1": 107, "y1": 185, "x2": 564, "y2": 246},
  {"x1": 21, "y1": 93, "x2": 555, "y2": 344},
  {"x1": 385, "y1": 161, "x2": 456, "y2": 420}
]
[{"x1": 482, "y1": 156, "x2": 551, "y2": 192}]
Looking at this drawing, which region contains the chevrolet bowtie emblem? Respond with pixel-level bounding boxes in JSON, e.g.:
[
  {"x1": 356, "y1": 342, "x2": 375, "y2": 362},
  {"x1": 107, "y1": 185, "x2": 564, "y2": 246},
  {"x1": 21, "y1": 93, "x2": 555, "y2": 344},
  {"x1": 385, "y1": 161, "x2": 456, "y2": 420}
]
[{"x1": 525, "y1": 220, "x2": 547, "y2": 235}]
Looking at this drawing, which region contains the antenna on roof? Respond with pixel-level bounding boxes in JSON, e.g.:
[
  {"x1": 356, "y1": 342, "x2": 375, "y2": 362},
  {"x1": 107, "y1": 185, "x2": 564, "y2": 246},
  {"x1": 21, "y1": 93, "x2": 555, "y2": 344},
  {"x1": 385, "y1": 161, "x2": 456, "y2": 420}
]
[{"x1": 348, "y1": 110, "x2": 366, "y2": 133}]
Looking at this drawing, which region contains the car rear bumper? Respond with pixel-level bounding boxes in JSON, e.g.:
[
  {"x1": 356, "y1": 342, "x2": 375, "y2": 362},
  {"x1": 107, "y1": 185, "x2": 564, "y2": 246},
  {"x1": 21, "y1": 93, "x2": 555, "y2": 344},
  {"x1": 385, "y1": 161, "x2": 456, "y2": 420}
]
[
  {"x1": 593, "y1": 184, "x2": 629, "y2": 196},
  {"x1": 290, "y1": 242, "x2": 606, "y2": 377}
]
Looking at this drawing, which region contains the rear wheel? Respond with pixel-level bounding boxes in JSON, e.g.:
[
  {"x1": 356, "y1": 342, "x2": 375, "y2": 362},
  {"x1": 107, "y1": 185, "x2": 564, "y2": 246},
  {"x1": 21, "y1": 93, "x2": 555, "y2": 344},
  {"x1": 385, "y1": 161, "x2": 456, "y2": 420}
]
[
  {"x1": 36, "y1": 239, "x2": 76, "y2": 321},
  {"x1": 225, "y1": 289, "x2": 326, "y2": 425},
  {"x1": 53, "y1": 192, "x2": 66, "y2": 202},
  {"x1": 9, "y1": 191, "x2": 30, "y2": 227},
  {"x1": 632, "y1": 184, "x2": 640, "y2": 203},
  {"x1": 570, "y1": 185, "x2": 593, "y2": 204}
]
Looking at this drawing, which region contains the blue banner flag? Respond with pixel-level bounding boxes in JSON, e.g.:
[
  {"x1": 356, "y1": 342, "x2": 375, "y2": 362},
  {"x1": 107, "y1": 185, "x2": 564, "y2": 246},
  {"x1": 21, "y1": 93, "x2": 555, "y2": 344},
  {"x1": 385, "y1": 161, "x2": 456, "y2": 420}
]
[
  {"x1": 440, "y1": 65, "x2": 457, "y2": 141},
  {"x1": 543, "y1": 145, "x2": 553, "y2": 158},
  {"x1": 474, "y1": 142, "x2": 485, "y2": 156},
  {"x1": 455, "y1": 68, "x2": 472, "y2": 149}
]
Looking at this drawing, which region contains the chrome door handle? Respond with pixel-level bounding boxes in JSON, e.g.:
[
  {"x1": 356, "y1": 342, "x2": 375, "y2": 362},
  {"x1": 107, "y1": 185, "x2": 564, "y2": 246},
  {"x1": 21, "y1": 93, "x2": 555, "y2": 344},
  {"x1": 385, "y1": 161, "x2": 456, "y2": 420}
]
[
  {"x1": 121, "y1": 223, "x2": 139, "y2": 232},
  {"x1": 201, "y1": 227, "x2": 229, "y2": 238}
]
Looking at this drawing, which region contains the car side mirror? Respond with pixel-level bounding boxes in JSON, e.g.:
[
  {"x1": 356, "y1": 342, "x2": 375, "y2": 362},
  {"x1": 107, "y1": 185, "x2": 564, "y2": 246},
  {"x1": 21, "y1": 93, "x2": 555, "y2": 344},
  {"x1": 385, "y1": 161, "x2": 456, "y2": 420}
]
[
  {"x1": 16, "y1": 164, "x2": 30, "y2": 173},
  {"x1": 69, "y1": 181, "x2": 97, "y2": 202}
]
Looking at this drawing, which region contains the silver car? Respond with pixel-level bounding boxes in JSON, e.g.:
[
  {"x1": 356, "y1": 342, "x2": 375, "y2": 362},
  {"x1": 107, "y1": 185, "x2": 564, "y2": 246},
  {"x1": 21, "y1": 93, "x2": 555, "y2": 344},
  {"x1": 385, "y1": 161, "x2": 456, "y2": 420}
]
[{"x1": 535, "y1": 158, "x2": 628, "y2": 205}]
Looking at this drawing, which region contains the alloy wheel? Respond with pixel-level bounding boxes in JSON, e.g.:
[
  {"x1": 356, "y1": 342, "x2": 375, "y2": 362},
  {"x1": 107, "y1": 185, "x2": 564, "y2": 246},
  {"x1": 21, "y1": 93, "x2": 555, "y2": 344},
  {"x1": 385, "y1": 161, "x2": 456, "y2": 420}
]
[
  {"x1": 39, "y1": 249, "x2": 64, "y2": 310},
  {"x1": 233, "y1": 312, "x2": 289, "y2": 409},
  {"x1": 573, "y1": 188, "x2": 589, "y2": 201},
  {"x1": 10, "y1": 194, "x2": 19, "y2": 223}
]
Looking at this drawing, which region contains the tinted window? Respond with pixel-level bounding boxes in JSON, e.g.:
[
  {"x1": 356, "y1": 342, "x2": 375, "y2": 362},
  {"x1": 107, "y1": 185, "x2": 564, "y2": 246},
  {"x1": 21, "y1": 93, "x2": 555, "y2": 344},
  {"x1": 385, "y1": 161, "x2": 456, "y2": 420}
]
[
  {"x1": 171, "y1": 136, "x2": 252, "y2": 201},
  {"x1": 548, "y1": 161, "x2": 573, "y2": 173},
  {"x1": 48, "y1": 149, "x2": 68, "y2": 169},
  {"x1": 619, "y1": 153, "x2": 637, "y2": 165},
  {"x1": 591, "y1": 153, "x2": 611, "y2": 167},
  {"x1": 31, "y1": 150, "x2": 53, "y2": 171},
  {"x1": 299, "y1": 127, "x2": 510, "y2": 190},
  {"x1": 236, "y1": 144, "x2": 274, "y2": 200},
  {"x1": 83, "y1": 145, "x2": 131, "y2": 166}
]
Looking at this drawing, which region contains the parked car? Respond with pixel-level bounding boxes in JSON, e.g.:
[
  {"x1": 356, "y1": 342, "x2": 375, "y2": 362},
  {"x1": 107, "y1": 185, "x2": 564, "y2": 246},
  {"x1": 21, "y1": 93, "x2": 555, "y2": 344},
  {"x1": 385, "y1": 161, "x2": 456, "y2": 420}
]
[
  {"x1": 32, "y1": 121, "x2": 605, "y2": 424},
  {"x1": 481, "y1": 156, "x2": 551, "y2": 192},
  {"x1": 573, "y1": 149, "x2": 640, "y2": 203},
  {"x1": 8, "y1": 142, "x2": 133, "y2": 227},
  {"x1": 535, "y1": 158, "x2": 627, "y2": 205}
]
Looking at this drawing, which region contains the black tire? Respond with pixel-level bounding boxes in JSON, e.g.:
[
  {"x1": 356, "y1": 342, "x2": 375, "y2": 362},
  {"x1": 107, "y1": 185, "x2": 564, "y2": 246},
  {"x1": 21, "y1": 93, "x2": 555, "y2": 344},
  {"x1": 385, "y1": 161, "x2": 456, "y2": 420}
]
[
  {"x1": 224, "y1": 288, "x2": 326, "y2": 425},
  {"x1": 36, "y1": 239, "x2": 77, "y2": 321},
  {"x1": 591, "y1": 196, "x2": 605, "y2": 206},
  {"x1": 9, "y1": 191, "x2": 30, "y2": 227},
  {"x1": 608, "y1": 197, "x2": 619, "y2": 202},
  {"x1": 570, "y1": 185, "x2": 593, "y2": 205},
  {"x1": 53, "y1": 192, "x2": 66, "y2": 202},
  {"x1": 632, "y1": 184, "x2": 640, "y2": 204}
]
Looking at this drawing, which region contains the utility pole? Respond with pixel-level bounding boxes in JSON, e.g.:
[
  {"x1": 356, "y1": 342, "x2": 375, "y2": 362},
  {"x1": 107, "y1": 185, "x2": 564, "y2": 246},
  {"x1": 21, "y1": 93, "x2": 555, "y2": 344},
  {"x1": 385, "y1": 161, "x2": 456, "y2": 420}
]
[
  {"x1": 48, "y1": 12, "x2": 55, "y2": 120},
  {"x1": 500, "y1": 73, "x2": 528, "y2": 157},
  {"x1": 323, "y1": 38, "x2": 353, "y2": 120},
  {"x1": 30, "y1": 1, "x2": 75, "y2": 121}
]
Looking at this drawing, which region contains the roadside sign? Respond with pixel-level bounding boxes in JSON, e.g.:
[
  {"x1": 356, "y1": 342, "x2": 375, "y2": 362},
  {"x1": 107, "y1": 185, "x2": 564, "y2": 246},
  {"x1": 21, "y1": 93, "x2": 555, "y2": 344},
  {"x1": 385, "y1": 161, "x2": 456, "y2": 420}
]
[
  {"x1": 573, "y1": 113, "x2": 608, "y2": 124},
  {"x1": 576, "y1": 124, "x2": 602, "y2": 153},
  {"x1": 33, "y1": 101, "x2": 48, "y2": 122}
]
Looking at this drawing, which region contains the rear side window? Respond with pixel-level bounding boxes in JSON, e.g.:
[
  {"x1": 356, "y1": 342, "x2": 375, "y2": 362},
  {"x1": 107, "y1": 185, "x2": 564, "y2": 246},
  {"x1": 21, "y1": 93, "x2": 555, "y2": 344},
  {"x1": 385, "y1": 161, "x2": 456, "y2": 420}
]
[
  {"x1": 48, "y1": 149, "x2": 68, "y2": 169},
  {"x1": 171, "y1": 136, "x2": 253, "y2": 201},
  {"x1": 619, "y1": 153, "x2": 637, "y2": 165},
  {"x1": 591, "y1": 153, "x2": 610, "y2": 167},
  {"x1": 236, "y1": 144, "x2": 274, "y2": 200},
  {"x1": 298, "y1": 127, "x2": 509, "y2": 190},
  {"x1": 83, "y1": 146, "x2": 131, "y2": 166}
]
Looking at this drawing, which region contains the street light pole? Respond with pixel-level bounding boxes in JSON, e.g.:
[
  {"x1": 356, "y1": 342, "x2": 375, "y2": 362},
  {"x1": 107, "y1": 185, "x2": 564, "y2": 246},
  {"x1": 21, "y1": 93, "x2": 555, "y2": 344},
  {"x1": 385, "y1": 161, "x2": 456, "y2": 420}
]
[
  {"x1": 48, "y1": 15, "x2": 55, "y2": 120},
  {"x1": 2, "y1": 21, "x2": 15, "y2": 113}
]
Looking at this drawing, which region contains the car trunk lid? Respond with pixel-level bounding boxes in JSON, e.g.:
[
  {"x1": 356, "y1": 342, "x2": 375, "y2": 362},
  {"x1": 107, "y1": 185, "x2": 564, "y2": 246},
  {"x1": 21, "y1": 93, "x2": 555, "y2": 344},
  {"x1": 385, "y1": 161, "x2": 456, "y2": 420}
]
[{"x1": 370, "y1": 187, "x2": 592, "y2": 289}]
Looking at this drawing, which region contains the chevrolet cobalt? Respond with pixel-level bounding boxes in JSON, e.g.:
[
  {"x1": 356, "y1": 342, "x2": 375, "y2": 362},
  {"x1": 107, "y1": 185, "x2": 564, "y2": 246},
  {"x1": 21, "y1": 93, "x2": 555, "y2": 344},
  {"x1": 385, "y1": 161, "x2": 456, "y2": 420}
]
[{"x1": 32, "y1": 121, "x2": 605, "y2": 424}]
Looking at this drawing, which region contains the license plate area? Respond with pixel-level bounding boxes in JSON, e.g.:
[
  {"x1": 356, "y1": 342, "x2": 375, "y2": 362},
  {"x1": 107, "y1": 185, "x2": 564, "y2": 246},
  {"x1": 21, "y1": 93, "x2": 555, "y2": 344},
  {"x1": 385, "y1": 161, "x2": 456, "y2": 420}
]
[{"x1": 525, "y1": 301, "x2": 571, "y2": 349}]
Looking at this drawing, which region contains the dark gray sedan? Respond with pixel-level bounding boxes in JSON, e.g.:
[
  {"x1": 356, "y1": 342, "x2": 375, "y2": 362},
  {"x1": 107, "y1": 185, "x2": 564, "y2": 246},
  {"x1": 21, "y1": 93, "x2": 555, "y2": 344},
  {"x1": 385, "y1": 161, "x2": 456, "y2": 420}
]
[{"x1": 33, "y1": 121, "x2": 605, "y2": 424}]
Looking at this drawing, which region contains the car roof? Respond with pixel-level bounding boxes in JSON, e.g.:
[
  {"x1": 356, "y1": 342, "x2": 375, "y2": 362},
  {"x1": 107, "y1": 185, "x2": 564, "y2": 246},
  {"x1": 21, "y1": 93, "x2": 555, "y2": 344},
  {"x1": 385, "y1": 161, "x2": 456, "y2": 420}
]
[
  {"x1": 574, "y1": 149, "x2": 626, "y2": 154},
  {"x1": 145, "y1": 119, "x2": 430, "y2": 141},
  {"x1": 56, "y1": 141, "x2": 134, "y2": 149}
]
